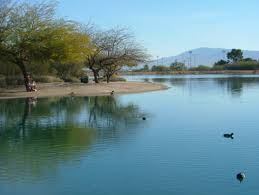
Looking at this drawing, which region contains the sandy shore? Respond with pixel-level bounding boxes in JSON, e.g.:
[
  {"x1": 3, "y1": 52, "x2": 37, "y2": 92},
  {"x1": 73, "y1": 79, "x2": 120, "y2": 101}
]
[{"x1": 0, "y1": 82, "x2": 168, "y2": 99}]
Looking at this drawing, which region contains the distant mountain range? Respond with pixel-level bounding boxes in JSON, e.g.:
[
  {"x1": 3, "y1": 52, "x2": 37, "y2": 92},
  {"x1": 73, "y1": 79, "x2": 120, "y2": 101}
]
[{"x1": 147, "y1": 48, "x2": 259, "y2": 68}]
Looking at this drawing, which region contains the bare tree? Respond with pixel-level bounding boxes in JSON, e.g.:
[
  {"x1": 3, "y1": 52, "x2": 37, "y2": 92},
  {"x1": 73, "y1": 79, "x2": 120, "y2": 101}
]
[
  {"x1": 85, "y1": 27, "x2": 149, "y2": 83},
  {"x1": 84, "y1": 28, "x2": 109, "y2": 83}
]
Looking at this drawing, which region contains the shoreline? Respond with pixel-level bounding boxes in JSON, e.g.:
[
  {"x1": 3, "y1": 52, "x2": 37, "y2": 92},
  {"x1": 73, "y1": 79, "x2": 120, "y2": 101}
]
[
  {"x1": 0, "y1": 82, "x2": 168, "y2": 100},
  {"x1": 120, "y1": 70, "x2": 259, "y2": 75}
]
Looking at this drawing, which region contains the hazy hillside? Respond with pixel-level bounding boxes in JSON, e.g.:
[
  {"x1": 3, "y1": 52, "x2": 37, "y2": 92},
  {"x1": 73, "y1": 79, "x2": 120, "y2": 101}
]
[{"x1": 147, "y1": 48, "x2": 259, "y2": 68}]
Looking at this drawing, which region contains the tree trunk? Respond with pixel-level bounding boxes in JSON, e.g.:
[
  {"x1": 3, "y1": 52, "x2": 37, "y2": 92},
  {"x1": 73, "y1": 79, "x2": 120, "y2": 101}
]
[
  {"x1": 17, "y1": 61, "x2": 30, "y2": 92},
  {"x1": 106, "y1": 74, "x2": 111, "y2": 83},
  {"x1": 92, "y1": 70, "x2": 99, "y2": 83}
]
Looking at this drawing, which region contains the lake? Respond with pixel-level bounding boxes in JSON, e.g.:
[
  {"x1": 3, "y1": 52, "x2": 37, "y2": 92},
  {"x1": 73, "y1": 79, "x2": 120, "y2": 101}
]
[{"x1": 1, "y1": 74, "x2": 259, "y2": 195}]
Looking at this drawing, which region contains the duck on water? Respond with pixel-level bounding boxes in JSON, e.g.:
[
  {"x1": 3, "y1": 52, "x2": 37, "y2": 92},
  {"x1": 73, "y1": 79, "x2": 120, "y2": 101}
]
[
  {"x1": 236, "y1": 172, "x2": 246, "y2": 183},
  {"x1": 223, "y1": 133, "x2": 234, "y2": 139}
]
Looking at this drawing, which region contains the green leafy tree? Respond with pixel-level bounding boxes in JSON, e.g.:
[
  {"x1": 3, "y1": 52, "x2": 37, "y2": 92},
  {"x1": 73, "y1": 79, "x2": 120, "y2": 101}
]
[
  {"x1": 0, "y1": 1, "x2": 90, "y2": 90},
  {"x1": 243, "y1": 58, "x2": 257, "y2": 62},
  {"x1": 189, "y1": 65, "x2": 211, "y2": 71},
  {"x1": 143, "y1": 64, "x2": 149, "y2": 71},
  {"x1": 151, "y1": 65, "x2": 170, "y2": 72},
  {"x1": 227, "y1": 49, "x2": 243, "y2": 62},
  {"x1": 214, "y1": 59, "x2": 229, "y2": 66},
  {"x1": 170, "y1": 62, "x2": 187, "y2": 71}
]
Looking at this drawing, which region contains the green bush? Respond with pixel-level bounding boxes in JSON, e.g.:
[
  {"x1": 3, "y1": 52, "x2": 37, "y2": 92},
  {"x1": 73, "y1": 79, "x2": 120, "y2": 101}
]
[
  {"x1": 100, "y1": 75, "x2": 126, "y2": 82},
  {"x1": 34, "y1": 75, "x2": 63, "y2": 83},
  {"x1": 211, "y1": 65, "x2": 225, "y2": 71},
  {"x1": 5, "y1": 76, "x2": 24, "y2": 86},
  {"x1": 214, "y1": 60, "x2": 229, "y2": 66},
  {"x1": 189, "y1": 65, "x2": 211, "y2": 71},
  {"x1": 151, "y1": 65, "x2": 170, "y2": 72},
  {"x1": 63, "y1": 77, "x2": 80, "y2": 83},
  {"x1": 80, "y1": 76, "x2": 89, "y2": 83},
  {"x1": 110, "y1": 76, "x2": 126, "y2": 82},
  {"x1": 0, "y1": 75, "x2": 6, "y2": 87},
  {"x1": 224, "y1": 61, "x2": 259, "y2": 70},
  {"x1": 170, "y1": 62, "x2": 187, "y2": 71}
]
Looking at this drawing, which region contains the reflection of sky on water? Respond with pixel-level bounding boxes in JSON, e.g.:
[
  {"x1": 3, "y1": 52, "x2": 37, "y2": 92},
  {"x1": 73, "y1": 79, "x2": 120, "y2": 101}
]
[
  {"x1": 124, "y1": 74, "x2": 259, "y2": 97},
  {"x1": 1, "y1": 75, "x2": 259, "y2": 195}
]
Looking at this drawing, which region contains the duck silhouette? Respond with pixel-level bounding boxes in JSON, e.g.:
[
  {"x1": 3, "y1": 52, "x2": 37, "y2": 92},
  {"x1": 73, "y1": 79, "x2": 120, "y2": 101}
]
[
  {"x1": 223, "y1": 133, "x2": 234, "y2": 139},
  {"x1": 69, "y1": 92, "x2": 76, "y2": 97},
  {"x1": 236, "y1": 172, "x2": 245, "y2": 183}
]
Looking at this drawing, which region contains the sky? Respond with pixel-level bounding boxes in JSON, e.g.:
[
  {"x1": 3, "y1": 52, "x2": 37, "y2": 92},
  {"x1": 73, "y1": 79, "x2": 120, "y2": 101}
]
[{"x1": 55, "y1": 0, "x2": 259, "y2": 58}]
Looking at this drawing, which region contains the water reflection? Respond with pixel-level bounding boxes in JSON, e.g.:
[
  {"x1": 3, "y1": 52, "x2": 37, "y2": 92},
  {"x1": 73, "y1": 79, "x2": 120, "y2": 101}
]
[
  {"x1": 0, "y1": 96, "x2": 145, "y2": 181},
  {"x1": 143, "y1": 76, "x2": 259, "y2": 96},
  {"x1": 214, "y1": 77, "x2": 259, "y2": 96}
]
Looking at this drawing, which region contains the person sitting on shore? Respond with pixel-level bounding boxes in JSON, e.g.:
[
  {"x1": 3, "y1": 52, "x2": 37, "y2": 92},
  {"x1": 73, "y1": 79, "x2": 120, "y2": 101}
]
[{"x1": 27, "y1": 79, "x2": 37, "y2": 92}]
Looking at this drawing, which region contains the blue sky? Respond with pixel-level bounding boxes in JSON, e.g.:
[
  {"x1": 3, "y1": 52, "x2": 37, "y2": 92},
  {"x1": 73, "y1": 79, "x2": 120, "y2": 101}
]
[{"x1": 56, "y1": 0, "x2": 259, "y2": 58}]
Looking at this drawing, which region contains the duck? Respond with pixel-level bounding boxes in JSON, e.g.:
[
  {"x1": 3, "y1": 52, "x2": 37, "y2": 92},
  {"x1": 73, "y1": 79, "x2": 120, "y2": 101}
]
[
  {"x1": 110, "y1": 90, "x2": 115, "y2": 96},
  {"x1": 142, "y1": 117, "x2": 146, "y2": 121},
  {"x1": 223, "y1": 133, "x2": 234, "y2": 139},
  {"x1": 69, "y1": 92, "x2": 76, "y2": 96},
  {"x1": 236, "y1": 172, "x2": 245, "y2": 183}
]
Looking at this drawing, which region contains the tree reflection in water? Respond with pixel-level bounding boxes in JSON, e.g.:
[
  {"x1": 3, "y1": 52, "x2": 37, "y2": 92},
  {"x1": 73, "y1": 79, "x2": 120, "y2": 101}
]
[
  {"x1": 0, "y1": 96, "x2": 145, "y2": 180},
  {"x1": 149, "y1": 76, "x2": 259, "y2": 96},
  {"x1": 214, "y1": 77, "x2": 259, "y2": 96}
]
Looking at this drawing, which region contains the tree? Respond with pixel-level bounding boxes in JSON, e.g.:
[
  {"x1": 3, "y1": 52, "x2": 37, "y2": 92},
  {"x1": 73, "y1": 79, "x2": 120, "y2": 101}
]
[
  {"x1": 243, "y1": 58, "x2": 257, "y2": 62},
  {"x1": 143, "y1": 64, "x2": 149, "y2": 71},
  {"x1": 189, "y1": 65, "x2": 211, "y2": 71},
  {"x1": 151, "y1": 65, "x2": 169, "y2": 72},
  {"x1": 170, "y1": 62, "x2": 187, "y2": 71},
  {"x1": 0, "y1": 0, "x2": 12, "y2": 39},
  {"x1": 0, "y1": 1, "x2": 90, "y2": 90},
  {"x1": 84, "y1": 29, "x2": 107, "y2": 83},
  {"x1": 50, "y1": 27, "x2": 91, "y2": 80},
  {"x1": 227, "y1": 49, "x2": 243, "y2": 63},
  {"x1": 85, "y1": 28, "x2": 148, "y2": 83},
  {"x1": 0, "y1": 0, "x2": 16, "y2": 76},
  {"x1": 214, "y1": 59, "x2": 229, "y2": 66}
]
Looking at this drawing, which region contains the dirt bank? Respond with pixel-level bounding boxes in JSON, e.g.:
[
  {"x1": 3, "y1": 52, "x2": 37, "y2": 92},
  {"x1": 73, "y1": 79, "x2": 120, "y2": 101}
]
[{"x1": 0, "y1": 82, "x2": 168, "y2": 99}]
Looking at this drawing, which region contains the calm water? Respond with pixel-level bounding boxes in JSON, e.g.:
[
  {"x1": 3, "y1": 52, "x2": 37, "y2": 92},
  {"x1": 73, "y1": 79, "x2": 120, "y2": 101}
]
[{"x1": 1, "y1": 75, "x2": 259, "y2": 195}]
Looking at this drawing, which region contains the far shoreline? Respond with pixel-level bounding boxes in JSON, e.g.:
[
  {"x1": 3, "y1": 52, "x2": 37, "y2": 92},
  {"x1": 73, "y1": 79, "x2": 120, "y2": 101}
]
[
  {"x1": 120, "y1": 70, "x2": 259, "y2": 75},
  {"x1": 0, "y1": 81, "x2": 168, "y2": 100}
]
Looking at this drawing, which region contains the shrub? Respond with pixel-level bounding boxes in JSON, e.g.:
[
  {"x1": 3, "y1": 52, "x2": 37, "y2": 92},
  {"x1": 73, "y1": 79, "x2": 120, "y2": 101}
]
[
  {"x1": 63, "y1": 77, "x2": 80, "y2": 83},
  {"x1": 100, "y1": 75, "x2": 126, "y2": 82},
  {"x1": 34, "y1": 76, "x2": 63, "y2": 83},
  {"x1": 212, "y1": 65, "x2": 225, "y2": 71},
  {"x1": 224, "y1": 61, "x2": 259, "y2": 70},
  {"x1": 0, "y1": 75, "x2": 6, "y2": 87},
  {"x1": 214, "y1": 60, "x2": 229, "y2": 66},
  {"x1": 110, "y1": 76, "x2": 126, "y2": 82},
  {"x1": 151, "y1": 65, "x2": 170, "y2": 72},
  {"x1": 189, "y1": 65, "x2": 211, "y2": 71},
  {"x1": 5, "y1": 76, "x2": 24, "y2": 86},
  {"x1": 170, "y1": 62, "x2": 187, "y2": 71},
  {"x1": 80, "y1": 76, "x2": 89, "y2": 83}
]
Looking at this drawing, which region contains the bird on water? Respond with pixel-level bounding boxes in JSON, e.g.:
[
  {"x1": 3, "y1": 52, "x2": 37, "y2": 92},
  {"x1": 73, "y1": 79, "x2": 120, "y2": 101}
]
[
  {"x1": 223, "y1": 133, "x2": 234, "y2": 139},
  {"x1": 236, "y1": 172, "x2": 245, "y2": 183},
  {"x1": 69, "y1": 92, "x2": 76, "y2": 97}
]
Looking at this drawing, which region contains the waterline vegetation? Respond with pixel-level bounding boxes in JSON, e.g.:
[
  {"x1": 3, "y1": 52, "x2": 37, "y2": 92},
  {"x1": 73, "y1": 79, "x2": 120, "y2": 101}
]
[{"x1": 131, "y1": 49, "x2": 259, "y2": 74}]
